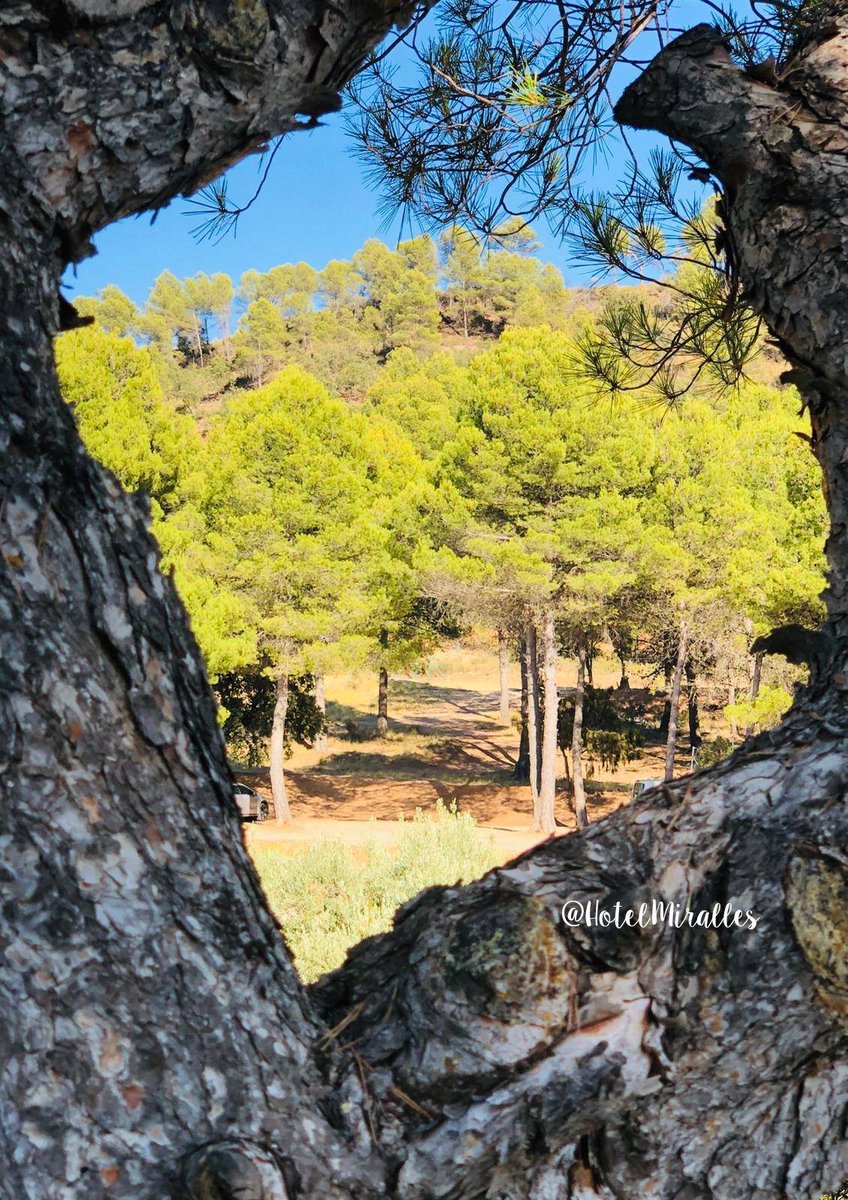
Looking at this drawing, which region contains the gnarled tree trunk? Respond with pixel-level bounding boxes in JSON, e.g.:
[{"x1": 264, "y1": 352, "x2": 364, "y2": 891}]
[
  {"x1": 0, "y1": 3, "x2": 422, "y2": 1197},
  {"x1": 5, "y1": 3, "x2": 848, "y2": 1199}
]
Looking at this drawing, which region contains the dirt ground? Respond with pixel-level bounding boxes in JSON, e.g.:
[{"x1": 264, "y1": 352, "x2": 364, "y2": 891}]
[{"x1": 241, "y1": 641, "x2": 718, "y2": 867}]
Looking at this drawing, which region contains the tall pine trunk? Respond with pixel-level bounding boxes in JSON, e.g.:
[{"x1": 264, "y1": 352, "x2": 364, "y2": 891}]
[
  {"x1": 497, "y1": 630, "x2": 510, "y2": 725},
  {"x1": 269, "y1": 671, "x2": 292, "y2": 824},
  {"x1": 659, "y1": 662, "x2": 673, "y2": 735},
  {"x1": 571, "y1": 642, "x2": 588, "y2": 830},
  {"x1": 750, "y1": 650, "x2": 764, "y2": 700},
  {"x1": 745, "y1": 641, "x2": 764, "y2": 735},
  {"x1": 685, "y1": 658, "x2": 700, "y2": 751},
  {"x1": 524, "y1": 620, "x2": 542, "y2": 828},
  {"x1": 537, "y1": 610, "x2": 558, "y2": 834},
  {"x1": 376, "y1": 666, "x2": 389, "y2": 738},
  {"x1": 664, "y1": 620, "x2": 688, "y2": 782},
  {"x1": 315, "y1": 671, "x2": 327, "y2": 754},
  {"x1": 512, "y1": 632, "x2": 530, "y2": 782}
]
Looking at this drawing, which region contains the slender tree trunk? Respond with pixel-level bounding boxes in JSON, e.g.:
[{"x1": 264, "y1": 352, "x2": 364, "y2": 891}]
[
  {"x1": 376, "y1": 666, "x2": 389, "y2": 738},
  {"x1": 664, "y1": 620, "x2": 688, "y2": 782},
  {"x1": 618, "y1": 654, "x2": 629, "y2": 689},
  {"x1": 222, "y1": 305, "x2": 233, "y2": 362},
  {"x1": 685, "y1": 658, "x2": 700, "y2": 748},
  {"x1": 193, "y1": 313, "x2": 204, "y2": 364},
  {"x1": 659, "y1": 662, "x2": 673, "y2": 735},
  {"x1": 315, "y1": 671, "x2": 328, "y2": 754},
  {"x1": 729, "y1": 681, "x2": 739, "y2": 738},
  {"x1": 269, "y1": 671, "x2": 292, "y2": 824},
  {"x1": 750, "y1": 650, "x2": 764, "y2": 701},
  {"x1": 537, "y1": 610, "x2": 558, "y2": 834},
  {"x1": 512, "y1": 633, "x2": 530, "y2": 782},
  {"x1": 524, "y1": 620, "x2": 542, "y2": 829},
  {"x1": 497, "y1": 630, "x2": 510, "y2": 725},
  {"x1": 571, "y1": 642, "x2": 588, "y2": 830},
  {"x1": 586, "y1": 649, "x2": 594, "y2": 687}
]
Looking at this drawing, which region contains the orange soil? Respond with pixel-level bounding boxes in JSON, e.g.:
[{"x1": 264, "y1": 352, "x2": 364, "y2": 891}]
[{"x1": 239, "y1": 644, "x2": 712, "y2": 867}]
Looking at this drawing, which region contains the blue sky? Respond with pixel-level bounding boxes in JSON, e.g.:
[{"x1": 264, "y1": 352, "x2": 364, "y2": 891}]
[
  {"x1": 63, "y1": 108, "x2": 666, "y2": 305},
  {"x1": 61, "y1": 4, "x2": 703, "y2": 308}
]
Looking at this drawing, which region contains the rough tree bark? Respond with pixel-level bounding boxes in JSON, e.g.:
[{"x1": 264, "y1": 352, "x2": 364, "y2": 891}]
[
  {"x1": 0, "y1": 2, "x2": 422, "y2": 1197},
  {"x1": 6, "y1": 3, "x2": 848, "y2": 1199},
  {"x1": 538, "y1": 610, "x2": 559, "y2": 834},
  {"x1": 311, "y1": 17, "x2": 848, "y2": 1197},
  {"x1": 664, "y1": 619, "x2": 688, "y2": 781},
  {"x1": 269, "y1": 671, "x2": 291, "y2": 824}
]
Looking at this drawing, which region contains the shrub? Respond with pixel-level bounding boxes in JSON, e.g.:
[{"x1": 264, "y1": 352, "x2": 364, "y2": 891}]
[
  {"x1": 585, "y1": 727, "x2": 644, "y2": 771},
  {"x1": 725, "y1": 684, "x2": 792, "y2": 733},
  {"x1": 252, "y1": 800, "x2": 498, "y2": 982},
  {"x1": 559, "y1": 687, "x2": 644, "y2": 771},
  {"x1": 695, "y1": 736, "x2": 735, "y2": 771}
]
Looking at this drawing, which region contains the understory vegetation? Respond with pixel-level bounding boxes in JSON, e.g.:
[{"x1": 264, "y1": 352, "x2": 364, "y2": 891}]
[{"x1": 251, "y1": 802, "x2": 498, "y2": 981}]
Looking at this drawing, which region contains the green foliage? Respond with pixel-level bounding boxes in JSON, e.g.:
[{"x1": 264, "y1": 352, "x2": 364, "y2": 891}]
[
  {"x1": 65, "y1": 244, "x2": 827, "y2": 766},
  {"x1": 55, "y1": 325, "x2": 200, "y2": 516},
  {"x1": 215, "y1": 670, "x2": 325, "y2": 766},
  {"x1": 197, "y1": 366, "x2": 391, "y2": 679},
  {"x1": 585, "y1": 728, "x2": 644, "y2": 772},
  {"x1": 253, "y1": 801, "x2": 498, "y2": 981},
  {"x1": 428, "y1": 325, "x2": 656, "y2": 640},
  {"x1": 695, "y1": 736, "x2": 735, "y2": 771},
  {"x1": 364, "y1": 349, "x2": 467, "y2": 458},
  {"x1": 438, "y1": 224, "x2": 570, "y2": 338},
  {"x1": 558, "y1": 687, "x2": 644, "y2": 769},
  {"x1": 725, "y1": 684, "x2": 793, "y2": 733}
]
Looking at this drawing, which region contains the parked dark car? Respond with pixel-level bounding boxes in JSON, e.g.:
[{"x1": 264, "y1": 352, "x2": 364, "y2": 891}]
[{"x1": 233, "y1": 782, "x2": 272, "y2": 822}]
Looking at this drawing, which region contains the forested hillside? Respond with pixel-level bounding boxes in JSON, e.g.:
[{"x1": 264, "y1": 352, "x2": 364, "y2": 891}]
[{"x1": 59, "y1": 231, "x2": 826, "y2": 832}]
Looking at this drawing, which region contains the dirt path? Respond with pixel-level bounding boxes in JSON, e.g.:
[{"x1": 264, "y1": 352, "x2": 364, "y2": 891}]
[{"x1": 239, "y1": 644, "x2": 693, "y2": 866}]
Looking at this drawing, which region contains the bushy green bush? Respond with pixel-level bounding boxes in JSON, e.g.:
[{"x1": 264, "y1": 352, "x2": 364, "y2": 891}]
[
  {"x1": 252, "y1": 801, "x2": 498, "y2": 982},
  {"x1": 695, "y1": 736, "x2": 735, "y2": 771},
  {"x1": 725, "y1": 684, "x2": 792, "y2": 733},
  {"x1": 558, "y1": 687, "x2": 645, "y2": 772}
]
